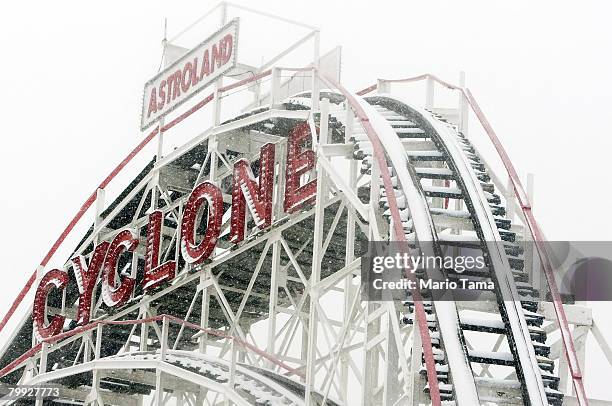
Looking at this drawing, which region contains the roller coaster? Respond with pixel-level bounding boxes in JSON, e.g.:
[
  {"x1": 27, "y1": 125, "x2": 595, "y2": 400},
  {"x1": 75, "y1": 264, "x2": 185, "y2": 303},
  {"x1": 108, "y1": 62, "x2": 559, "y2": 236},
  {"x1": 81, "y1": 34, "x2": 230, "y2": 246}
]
[{"x1": 0, "y1": 3, "x2": 607, "y2": 405}]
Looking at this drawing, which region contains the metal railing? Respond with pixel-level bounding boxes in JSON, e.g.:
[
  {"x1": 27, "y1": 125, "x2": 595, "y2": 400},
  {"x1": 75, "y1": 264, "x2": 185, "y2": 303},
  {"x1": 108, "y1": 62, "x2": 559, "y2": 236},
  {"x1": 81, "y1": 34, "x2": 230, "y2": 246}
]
[{"x1": 0, "y1": 314, "x2": 303, "y2": 379}]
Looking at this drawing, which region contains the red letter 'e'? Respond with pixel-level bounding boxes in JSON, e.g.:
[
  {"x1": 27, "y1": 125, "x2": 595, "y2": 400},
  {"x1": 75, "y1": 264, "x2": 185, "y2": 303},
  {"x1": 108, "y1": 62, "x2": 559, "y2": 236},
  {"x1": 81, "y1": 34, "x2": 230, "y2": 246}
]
[{"x1": 284, "y1": 122, "x2": 317, "y2": 213}]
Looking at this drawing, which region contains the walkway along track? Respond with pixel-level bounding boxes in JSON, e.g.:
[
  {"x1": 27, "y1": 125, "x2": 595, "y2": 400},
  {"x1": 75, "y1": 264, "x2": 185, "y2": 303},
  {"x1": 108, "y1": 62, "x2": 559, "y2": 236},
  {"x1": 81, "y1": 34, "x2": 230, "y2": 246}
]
[{"x1": 338, "y1": 93, "x2": 562, "y2": 405}]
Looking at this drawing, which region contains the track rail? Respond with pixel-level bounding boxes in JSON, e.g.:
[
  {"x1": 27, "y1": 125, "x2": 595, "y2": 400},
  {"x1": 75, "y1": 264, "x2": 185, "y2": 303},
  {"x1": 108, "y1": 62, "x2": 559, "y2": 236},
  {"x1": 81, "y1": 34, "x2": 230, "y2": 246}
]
[
  {"x1": 359, "y1": 74, "x2": 587, "y2": 405},
  {"x1": 0, "y1": 314, "x2": 302, "y2": 379}
]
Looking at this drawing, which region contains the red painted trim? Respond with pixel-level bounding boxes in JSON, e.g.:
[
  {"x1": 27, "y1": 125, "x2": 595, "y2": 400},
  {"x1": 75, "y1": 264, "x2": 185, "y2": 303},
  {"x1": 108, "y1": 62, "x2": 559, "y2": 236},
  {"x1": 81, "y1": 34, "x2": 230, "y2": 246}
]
[
  {"x1": 0, "y1": 126, "x2": 159, "y2": 336},
  {"x1": 161, "y1": 93, "x2": 215, "y2": 132},
  {"x1": 0, "y1": 314, "x2": 302, "y2": 380},
  {"x1": 319, "y1": 73, "x2": 443, "y2": 406},
  {"x1": 364, "y1": 73, "x2": 587, "y2": 405},
  {"x1": 355, "y1": 83, "x2": 378, "y2": 96},
  {"x1": 219, "y1": 69, "x2": 272, "y2": 93},
  {"x1": 464, "y1": 88, "x2": 588, "y2": 405}
]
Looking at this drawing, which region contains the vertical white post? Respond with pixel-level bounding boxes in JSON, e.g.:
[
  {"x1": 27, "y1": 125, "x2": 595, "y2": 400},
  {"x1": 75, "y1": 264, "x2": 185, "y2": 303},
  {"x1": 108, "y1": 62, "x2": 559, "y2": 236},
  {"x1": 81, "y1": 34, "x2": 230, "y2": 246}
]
[
  {"x1": 425, "y1": 76, "x2": 434, "y2": 110},
  {"x1": 219, "y1": 1, "x2": 227, "y2": 28},
  {"x1": 459, "y1": 71, "x2": 468, "y2": 135},
  {"x1": 84, "y1": 187, "x2": 105, "y2": 362},
  {"x1": 304, "y1": 99, "x2": 329, "y2": 405},
  {"x1": 35, "y1": 342, "x2": 46, "y2": 405},
  {"x1": 160, "y1": 316, "x2": 169, "y2": 361},
  {"x1": 155, "y1": 319, "x2": 167, "y2": 405},
  {"x1": 94, "y1": 188, "x2": 105, "y2": 230},
  {"x1": 267, "y1": 135, "x2": 284, "y2": 368},
  {"x1": 197, "y1": 276, "x2": 211, "y2": 406},
  {"x1": 92, "y1": 324, "x2": 103, "y2": 406},
  {"x1": 271, "y1": 67, "x2": 281, "y2": 109},
  {"x1": 362, "y1": 156, "x2": 381, "y2": 406},
  {"x1": 575, "y1": 326, "x2": 588, "y2": 394},
  {"x1": 311, "y1": 31, "x2": 321, "y2": 111},
  {"x1": 199, "y1": 275, "x2": 211, "y2": 353},
  {"x1": 155, "y1": 370, "x2": 164, "y2": 406},
  {"x1": 526, "y1": 173, "x2": 535, "y2": 209},
  {"x1": 267, "y1": 237, "x2": 280, "y2": 367},
  {"x1": 225, "y1": 338, "x2": 237, "y2": 406},
  {"x1": 39, "y1": 342, "x2": 48, "y2": 376},
  {"x1": 340, "y1": 105, "x2": 357, "y2": 399},
  {"x1": 209, "y1": 4, "x2": 227, "y2": 184},
  {"x1": 320, "y1": 99, "x2": 330, "y2": 143},
  {"x1": 525, "y1": 173, "x2": 540, "y2": 290},
  {"x1": 382, "y1": 312, "x2": 400, "y2": 406},
  {"x1": 140, "y1": 304, "x2": 149, "y2": 352},
  {"x1": 409, "y1": 323, "x2": 423, "y2": 405},
  {"x1": 377, "y1": 79, "x2": 390, "y2": 94}
]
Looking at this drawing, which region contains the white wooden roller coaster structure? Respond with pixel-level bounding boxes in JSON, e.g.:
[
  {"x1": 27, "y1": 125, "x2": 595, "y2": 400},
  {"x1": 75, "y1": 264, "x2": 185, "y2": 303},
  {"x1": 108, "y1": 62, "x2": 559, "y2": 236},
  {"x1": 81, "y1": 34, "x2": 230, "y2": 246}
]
[{"x1": 0, "y1": 3, "x2": 609, "y2": 406}]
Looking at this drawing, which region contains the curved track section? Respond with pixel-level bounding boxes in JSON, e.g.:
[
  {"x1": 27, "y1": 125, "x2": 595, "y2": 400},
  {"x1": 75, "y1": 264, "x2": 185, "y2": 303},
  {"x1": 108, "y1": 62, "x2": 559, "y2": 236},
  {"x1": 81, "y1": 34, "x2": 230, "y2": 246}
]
[
  {"x1": 348, "y1": 94, "x2": 562, "y2": 405},
  {"x1": 7, "y1": 350, "x2": 337, "y2": 406}
]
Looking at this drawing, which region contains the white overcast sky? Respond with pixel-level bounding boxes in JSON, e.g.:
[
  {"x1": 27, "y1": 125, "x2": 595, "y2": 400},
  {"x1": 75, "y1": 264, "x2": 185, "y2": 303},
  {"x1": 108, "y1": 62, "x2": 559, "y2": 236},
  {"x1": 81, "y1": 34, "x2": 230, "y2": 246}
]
[{"x1": 0, "y1": 0, "x2": 610, "y2": 400}]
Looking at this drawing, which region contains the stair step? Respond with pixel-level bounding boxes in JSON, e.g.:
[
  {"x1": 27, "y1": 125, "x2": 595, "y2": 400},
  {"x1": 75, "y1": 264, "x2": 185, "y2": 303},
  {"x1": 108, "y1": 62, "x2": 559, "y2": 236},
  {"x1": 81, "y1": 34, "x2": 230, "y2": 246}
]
[
  {"x1": 538, "y1": 355, "x2": 555, "y2": 372},
  {"x1": 474, "y1": 377, "x2": 520, "y2": 390},
  {"x1": 533, "y1": 342, "x2": 551, "y2": 357},
  {"x1": 490, "y1": 205, "x2": 506, "y2": 216},
  {"x1": 407, "y1": 150, "x2": 446, "y2": 161},
  {"x1": 485, "y1": 192, "x2": 501, "y2": 205},
  {"x1": 422, "y1": 185, "x2": 463, "y2": 199},
  {"x1": 495, "y1": 217, "x2": 512, "y2": 230},
  {"x1": 540, "y1": 371, "x2": 560, "y2": 390},
  {"x1": 508, "y1": 257, "x2": 524, "y2": 270},
  {"x1": 460, "y1": 315, "x2": 506, "y2": 334},
  {"x1": 546, "y1": 387, "x2": 564, "y2": 406},
  {"x1": 395, "y1": 127, "x2": 427, "y2": 138},
  {"x1": 480, "y1": 182, "x2": 495, "y2": 193},
  {"x1": 521, "y1": 301, "x2": 538, "y2": 312},
  {"x1": 430, "y1": 208, "x2": 470, "y2": 219},
  {"x1": 476, "y1": 172, "x2": 491, "y2": 182},
  {"x1": 468, "y1": 350, "x2": 515, "y2": 366},
  {"x1": 389, "y1": 120, "x2": 418, "y2": 127},
  {"x1": 415, "y1": 167, "x2": 455, "y2": 180}
]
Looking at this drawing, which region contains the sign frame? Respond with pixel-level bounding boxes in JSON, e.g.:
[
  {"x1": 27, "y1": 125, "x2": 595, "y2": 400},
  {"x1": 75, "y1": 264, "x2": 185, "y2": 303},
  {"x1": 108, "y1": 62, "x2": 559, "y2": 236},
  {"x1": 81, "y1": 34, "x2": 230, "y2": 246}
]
[{"x1": 140, "y1": 18, "x2": 239, "y2": 130}]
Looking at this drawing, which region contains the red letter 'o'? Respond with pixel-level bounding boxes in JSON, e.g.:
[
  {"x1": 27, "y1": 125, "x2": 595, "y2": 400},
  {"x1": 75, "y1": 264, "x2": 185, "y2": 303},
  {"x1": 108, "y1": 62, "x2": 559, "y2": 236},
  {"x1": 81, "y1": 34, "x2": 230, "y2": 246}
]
[{"x1": 180, "y1": 181, "x2": 223, "y2": 264}]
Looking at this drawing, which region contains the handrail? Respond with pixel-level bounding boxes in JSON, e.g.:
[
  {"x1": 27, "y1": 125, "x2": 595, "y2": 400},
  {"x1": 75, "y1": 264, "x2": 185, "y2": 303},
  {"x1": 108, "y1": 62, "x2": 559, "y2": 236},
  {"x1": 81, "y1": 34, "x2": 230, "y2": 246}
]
[
  {"x1": 0, "y1": 313, "x2": 302, "y2": 379},
  {"x1": 359, "y1": 74, "x2": 587, "y2": 405},
  {"x1": 317, "y1": 72, "x2": 442, "y2": 405}
]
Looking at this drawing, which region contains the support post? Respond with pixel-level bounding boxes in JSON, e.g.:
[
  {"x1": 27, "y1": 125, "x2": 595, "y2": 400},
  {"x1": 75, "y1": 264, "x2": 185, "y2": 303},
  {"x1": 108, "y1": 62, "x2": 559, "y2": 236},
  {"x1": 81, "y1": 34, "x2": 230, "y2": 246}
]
[
  {"x1": 304, "y1": 99, "x2": 329, "y2": 405},
  {"x1": 340, "y1": 105, "x2": 357, "y2": 399},
  {"x1": 409, "y1": 322, "x2": 423, "y2": 405},
  {"x1": 459, "y1": 71, "x2": 468, "y2": 135},
  {"x1": 271, "y1": 67, "x2": 281, "y2": 109},
  {"x1": 377, "y1": 79, "x2": 390, "y2": 94},
  {"x1": 311, "y1": 31, "x2": 320, "y2": 111},
  {"x1": 362, "y1": 152, "x2": 382, "y2": 406},
  {"x1": 425, "y1": 76, "x2": 434, "y2": 110}
]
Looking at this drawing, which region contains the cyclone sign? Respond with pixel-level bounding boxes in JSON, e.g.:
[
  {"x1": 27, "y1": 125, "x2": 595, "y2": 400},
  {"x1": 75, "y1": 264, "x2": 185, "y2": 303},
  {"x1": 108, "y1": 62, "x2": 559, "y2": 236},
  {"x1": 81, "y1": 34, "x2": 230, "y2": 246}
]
[
  {"x1": 140, "y1": 19, "x2": 239, "y2": 130},
  {"x1": 32, "y1": 123, "x2": 317, "y2": 340}
]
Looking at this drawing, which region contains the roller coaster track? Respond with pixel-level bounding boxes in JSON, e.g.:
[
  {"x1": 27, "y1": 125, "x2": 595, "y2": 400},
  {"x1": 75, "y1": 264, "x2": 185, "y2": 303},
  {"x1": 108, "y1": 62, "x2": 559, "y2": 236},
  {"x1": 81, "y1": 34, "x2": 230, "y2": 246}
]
[{"x1": 0, "y1": 65, "x2": 587, "y2": 406}]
